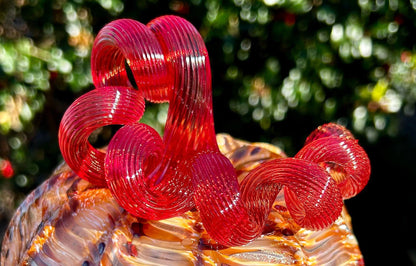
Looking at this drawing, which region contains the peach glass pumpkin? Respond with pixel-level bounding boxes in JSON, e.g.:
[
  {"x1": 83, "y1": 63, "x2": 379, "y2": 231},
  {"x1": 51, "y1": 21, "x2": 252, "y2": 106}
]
[{"x1": 1, "y1": 134, "x2": 364, "y2": 265}]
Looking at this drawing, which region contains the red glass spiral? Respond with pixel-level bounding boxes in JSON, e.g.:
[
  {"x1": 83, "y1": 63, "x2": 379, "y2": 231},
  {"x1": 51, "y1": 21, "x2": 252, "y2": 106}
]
[
  {"x1": 58, "y1": 15, "x2": 371, "y2": 247},
  {"x1": 296, "y1": 123, "x2": 371, "y2": 199},
  {"x1": 191, "y1": 153, "x2": 343, "y2": 246},
  {"x1": 58, "y1": 87, "x2": 144, "y2": 187}
]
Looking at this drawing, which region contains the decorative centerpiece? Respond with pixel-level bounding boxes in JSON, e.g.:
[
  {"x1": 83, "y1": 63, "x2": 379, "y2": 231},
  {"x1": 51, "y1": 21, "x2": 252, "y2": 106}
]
[{"x1": 1, "y1": 15, "x2": 370, "y2": 265}]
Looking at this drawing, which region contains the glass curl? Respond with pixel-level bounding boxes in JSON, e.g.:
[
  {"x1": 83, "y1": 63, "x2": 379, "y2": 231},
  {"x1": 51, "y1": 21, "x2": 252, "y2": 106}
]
[{"x1": 59, "y1": 15, "x2": 371, "y2": 247}]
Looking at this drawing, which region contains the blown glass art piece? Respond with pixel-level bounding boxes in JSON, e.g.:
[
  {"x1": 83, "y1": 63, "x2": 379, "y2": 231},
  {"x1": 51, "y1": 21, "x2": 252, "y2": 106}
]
[
  {"x1": 1, "y1": 15, "x2": 371, "y2": 265},
  {"x1": 1, "y1": 135, "x2": 365, "y2": 265}
]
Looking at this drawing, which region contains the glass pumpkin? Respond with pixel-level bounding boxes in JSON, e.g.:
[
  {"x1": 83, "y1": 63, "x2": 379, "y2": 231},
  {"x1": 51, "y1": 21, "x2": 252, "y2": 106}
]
[
  {"x1": 1, "y1": 134, "x2": 363, "y2": 265},
  {"x1": 1, "y1": 15, "x2": 369, "y2": 265}
]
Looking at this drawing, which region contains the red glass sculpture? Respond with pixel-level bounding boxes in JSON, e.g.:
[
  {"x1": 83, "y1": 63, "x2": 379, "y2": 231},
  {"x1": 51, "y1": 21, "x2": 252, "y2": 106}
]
[{"x1": 58, "y1": 15, "x2": 371, "y2": 247}]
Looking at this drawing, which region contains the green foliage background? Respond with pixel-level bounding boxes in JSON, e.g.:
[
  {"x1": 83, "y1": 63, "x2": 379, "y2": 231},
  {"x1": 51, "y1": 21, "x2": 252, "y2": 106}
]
[{"x1": 1, "y1": 0, "x2": 416, "y2": 264}]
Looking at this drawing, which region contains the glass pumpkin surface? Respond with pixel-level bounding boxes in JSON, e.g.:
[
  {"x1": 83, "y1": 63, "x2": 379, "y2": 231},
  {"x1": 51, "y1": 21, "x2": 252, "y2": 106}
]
[{"x1": 1, "y1": 134, "x2": 363, "y2": 265}]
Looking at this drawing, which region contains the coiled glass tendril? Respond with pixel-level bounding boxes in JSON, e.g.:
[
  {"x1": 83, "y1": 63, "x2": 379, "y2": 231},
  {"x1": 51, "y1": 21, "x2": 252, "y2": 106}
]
[{"x1": 59, "y1": 15, "x2": 371, "y2": 247}]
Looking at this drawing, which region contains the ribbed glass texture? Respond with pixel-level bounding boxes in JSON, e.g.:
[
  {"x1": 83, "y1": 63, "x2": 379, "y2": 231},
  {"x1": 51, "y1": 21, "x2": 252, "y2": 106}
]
[
  {"x1": 60, "y1": 16, "x2": 218, "y2": 218},
  {"x1": 91, "y1": 19, "x2": 169, "y2": 102},
  {"x1": 58, "y1": 15, "x2": 371, "y2": 247},
  {"x1": 304, "y1": 123, "x2": 355, "y2": 144},
  {"x1": 191, "y1": 123, "x2": 369, "y2": 246},
  {"x1": 296, "y1": 123, "x2": 371, "y2": 199},
  {"x1": 192, "y1": 153, "x2": 343, "y2": 246},
  {"x1": 58, "y1": 87, "x2": 144, "y2": 187}
]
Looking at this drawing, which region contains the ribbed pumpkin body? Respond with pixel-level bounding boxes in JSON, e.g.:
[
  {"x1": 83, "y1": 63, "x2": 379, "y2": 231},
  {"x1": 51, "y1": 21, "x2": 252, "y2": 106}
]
[{"x1": 1, "y1": 134, "x2": 363, "y2": 265}]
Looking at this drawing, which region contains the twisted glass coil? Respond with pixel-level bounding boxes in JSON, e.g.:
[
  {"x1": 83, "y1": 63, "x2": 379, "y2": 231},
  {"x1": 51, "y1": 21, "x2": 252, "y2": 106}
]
[{"x1": 59, "y1": 15, "x2": 371, "y2": 247}]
